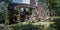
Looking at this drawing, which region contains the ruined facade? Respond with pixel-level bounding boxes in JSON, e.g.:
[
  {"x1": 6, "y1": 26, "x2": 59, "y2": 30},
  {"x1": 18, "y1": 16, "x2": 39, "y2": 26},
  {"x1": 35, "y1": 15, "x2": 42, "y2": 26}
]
[
  {"x1": 8, "y1": 0, "x2": 50, "y2": 23},
  {"x1": 30, "y1": 0, "x2": 50, "y2": 21}
]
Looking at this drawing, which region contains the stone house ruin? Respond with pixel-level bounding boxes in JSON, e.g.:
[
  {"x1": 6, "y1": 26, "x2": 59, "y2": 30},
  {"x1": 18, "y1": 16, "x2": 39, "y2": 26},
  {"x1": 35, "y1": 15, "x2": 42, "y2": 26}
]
[{"x1": 8, "y1": 0, "x2": 50, "y2": 24}]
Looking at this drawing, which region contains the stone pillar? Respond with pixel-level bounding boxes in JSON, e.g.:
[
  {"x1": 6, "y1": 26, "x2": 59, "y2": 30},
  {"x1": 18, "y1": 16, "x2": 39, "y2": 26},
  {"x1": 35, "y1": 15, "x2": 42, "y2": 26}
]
[
  {"x1": 25, "y1": 8, "x2": 29, "y2": 21},
  {"x1": 29, "y1": 8, "x2": 37, "y2": 22},
  {"x1": 16, "y1": 7, "x2": 20, "y2": 23}
]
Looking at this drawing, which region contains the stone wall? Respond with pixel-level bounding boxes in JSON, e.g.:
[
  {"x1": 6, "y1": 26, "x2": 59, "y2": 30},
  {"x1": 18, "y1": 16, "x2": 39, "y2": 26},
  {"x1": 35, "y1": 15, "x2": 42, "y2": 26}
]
[{"x1": 30, "y1": 0, "x2": 50, "y2": 21}]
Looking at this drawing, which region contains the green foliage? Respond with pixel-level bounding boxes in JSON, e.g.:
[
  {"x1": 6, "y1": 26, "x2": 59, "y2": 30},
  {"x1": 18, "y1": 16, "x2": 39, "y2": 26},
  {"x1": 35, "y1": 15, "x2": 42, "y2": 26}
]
[
  {"x1": 47, "y1": 0, "x2": 60, "y2": 16},
  {"x1": 52, "y1": 18, "x2": 60, "y2": 30},
  {"x1": 0, "y1": 1, "x2": 8, "y2": 22},
  {"x1": 0, "y1": 0, "x2": 12, "y2": 2},
  {"x1": 0, "y1": 0, "x2": 12, "y2": 23},
  {"x1": 0, "y1": 27, "x2": 4, "y2": 30},
  {"x1": 0, "y1": 5, "x2": 6, "y2": 21}
]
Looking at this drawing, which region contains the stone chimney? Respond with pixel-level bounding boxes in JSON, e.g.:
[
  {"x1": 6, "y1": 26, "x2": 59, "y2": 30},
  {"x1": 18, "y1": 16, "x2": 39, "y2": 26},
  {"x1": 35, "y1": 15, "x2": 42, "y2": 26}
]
[{"x1": 30, "y1": 0, "x2": 35, "y2": 7}]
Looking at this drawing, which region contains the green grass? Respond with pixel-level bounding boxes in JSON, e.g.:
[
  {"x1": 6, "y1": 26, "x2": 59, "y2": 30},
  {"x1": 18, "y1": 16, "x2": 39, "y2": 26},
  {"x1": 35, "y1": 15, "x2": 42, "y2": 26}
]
[{"x1": 10, "y1": 21, "x2": 54, "y2": 30}]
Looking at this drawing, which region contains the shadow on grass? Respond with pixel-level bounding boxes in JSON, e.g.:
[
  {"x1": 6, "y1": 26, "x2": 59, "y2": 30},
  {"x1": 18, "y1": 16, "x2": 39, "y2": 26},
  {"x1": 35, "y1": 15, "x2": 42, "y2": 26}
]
[
  {"x1": 12, "y1": 18, "x2": 60, "y2": 30},
  {"x1": 12, "y1": 23, "x2": 45, "y2": 30},
  {"x1": 49, "y1": 18, "x2": 60, "y2": 30}
]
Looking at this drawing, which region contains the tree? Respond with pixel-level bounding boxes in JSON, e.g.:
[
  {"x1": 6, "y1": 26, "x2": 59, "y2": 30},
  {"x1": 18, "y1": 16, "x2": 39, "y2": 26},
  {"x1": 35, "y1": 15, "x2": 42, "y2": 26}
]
[
  {"x1": 48, "y1": 0, "x2": 60, "y2": 16},
  {"x1": 0, "y1": 0, "x2": 12, "y2": 30}
]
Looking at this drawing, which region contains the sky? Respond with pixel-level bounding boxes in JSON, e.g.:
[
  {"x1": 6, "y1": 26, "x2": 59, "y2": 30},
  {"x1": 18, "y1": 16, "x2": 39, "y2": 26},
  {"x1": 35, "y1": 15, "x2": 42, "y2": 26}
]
[{"x1": 12, "y1": 0, "x2": 30, "y2": 4}]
